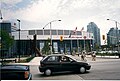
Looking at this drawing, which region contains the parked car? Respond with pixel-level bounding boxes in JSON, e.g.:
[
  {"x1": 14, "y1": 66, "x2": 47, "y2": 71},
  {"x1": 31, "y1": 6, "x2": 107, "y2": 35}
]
[
  {"x1": 1, "y1": 64, "x2": 32, "y2": 80},
  {"x1": 39, "y1": 54, "x2": 91, "y2": 76}
]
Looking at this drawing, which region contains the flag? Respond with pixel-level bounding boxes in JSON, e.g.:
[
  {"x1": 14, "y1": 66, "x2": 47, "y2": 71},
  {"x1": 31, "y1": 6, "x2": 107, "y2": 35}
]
[
  {"x1": 0, "y1": 10, "x2": 3, "y2": 20},
  {"x1": 73, "y1": 27, "x2": 77, "y2": 34},
  {"x1": 80, "y1": 27, "x2": 84, "y2": 32},
  {"x1": 69, "y1": 31, "x2": 72, "y2": 38},
  {"x1": 69, "y1": 27, "x2": 77, "y2": 38}
]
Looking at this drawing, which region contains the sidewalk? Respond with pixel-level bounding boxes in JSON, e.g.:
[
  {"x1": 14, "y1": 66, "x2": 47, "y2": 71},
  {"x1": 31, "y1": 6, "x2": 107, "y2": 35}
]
[
  {"x1": 72, "y1": 55, "x2": 120, "y2": 63},
  {"x1": 29, "y1": 55, "x2": 120, "y2": 65}
]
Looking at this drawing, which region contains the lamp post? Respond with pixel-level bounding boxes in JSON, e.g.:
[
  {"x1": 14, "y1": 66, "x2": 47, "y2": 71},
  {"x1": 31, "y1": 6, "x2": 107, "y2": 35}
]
[
  {"x1": 43, "y1": 20, "x2": 61, "y2": 54},
  {"x1": 17, "y1": 19, "x2": 20, "y2": 62},
  {"x1": 107, "y1": 19, "x2": 120, "y2": 57},
  {"x1": 84, "y1": 36, "x2": 86, "y2": 52}
]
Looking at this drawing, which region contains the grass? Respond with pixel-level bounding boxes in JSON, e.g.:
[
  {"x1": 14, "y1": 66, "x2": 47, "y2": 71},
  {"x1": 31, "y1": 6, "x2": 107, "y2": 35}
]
[{"x1": 19, "y1": 56, "x2": 34, "y2": 63}]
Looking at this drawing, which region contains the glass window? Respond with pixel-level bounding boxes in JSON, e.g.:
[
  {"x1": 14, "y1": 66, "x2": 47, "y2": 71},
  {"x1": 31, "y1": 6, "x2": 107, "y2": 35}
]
[
  {"x1": 29, "y1": 30, "x2": 35, "y2": 35},
  {"x1": 64, "y1": 30, "x2": 69, "y2": 35},
  {"x1": 71, "y1": 31, "x2": 76, "y2": 35},
  {"x1": 47, "y1": 56, "x2": 59, "y2": 62},
  {"x1": 77, "y1": 31, "x2": 82, "y2": 35},
  {"x1": 58, "y1": 30, "x2": 63, "y2": 35},
  {"x1": 52, "y1": 30, "x2": 57, "y2": 35},
  {"x1": 44, "y1": 30, "x2": 50, "y2": 35},
  {"x1": 37, "y1": 30, "x2": 43, "y2": 35}
]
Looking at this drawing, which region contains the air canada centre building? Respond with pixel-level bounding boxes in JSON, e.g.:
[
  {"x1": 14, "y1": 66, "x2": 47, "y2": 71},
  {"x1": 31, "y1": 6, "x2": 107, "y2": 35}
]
[{"x1": 11, "y1": 29, "x2": 94, "y2": 56}]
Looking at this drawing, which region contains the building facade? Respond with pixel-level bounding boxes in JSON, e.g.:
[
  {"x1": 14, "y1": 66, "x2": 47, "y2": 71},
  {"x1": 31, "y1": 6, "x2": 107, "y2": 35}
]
[
  {"x1": 107, "y1": 27, "x2": 120, "y2": 45},
  {"x1": 1, "y1": 21, "x2": 94, "y2": 57},
  {"x1": 11, "y1": 29, "x2": 94, "y2": 56},
  {"x1": 87, "y1": 22, "x2": 101, "y2": 49},
  {"x1": 0, "y1": 21, "x2": 13, "y2": 58},
  {"x1": 0, "y1": 21, "x2": 11, "y2": 33}
]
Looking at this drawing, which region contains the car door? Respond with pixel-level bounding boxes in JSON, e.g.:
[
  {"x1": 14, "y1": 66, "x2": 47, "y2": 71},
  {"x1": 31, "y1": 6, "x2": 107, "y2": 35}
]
[
  {"x1": 60, "y1": 56, "x2": 77, "y2": 72},
  {"x1": 45, "y1": 56, "x2": 61, "y2": 72}
]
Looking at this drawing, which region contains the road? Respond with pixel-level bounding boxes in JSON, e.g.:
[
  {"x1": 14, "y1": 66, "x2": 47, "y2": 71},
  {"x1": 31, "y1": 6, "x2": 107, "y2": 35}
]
[
  {"x1": 30, "y1": 57, "x2": 120, "y2": 80},
  {"x1": 79, "y1": 60, "x2": 120, "y2": 80}
]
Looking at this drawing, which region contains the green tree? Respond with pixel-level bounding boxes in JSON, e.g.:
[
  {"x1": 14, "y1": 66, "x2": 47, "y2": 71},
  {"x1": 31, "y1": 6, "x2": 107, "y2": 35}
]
[
  {"x1": 0, "y1": 30, "x2": 14, "y2": 49},
  {"x1": 0, "y1": 30, "x2": 14, "y2": 57},
  {"x1": 41, "y1": 38, "x2": 50, "y2": 55}
]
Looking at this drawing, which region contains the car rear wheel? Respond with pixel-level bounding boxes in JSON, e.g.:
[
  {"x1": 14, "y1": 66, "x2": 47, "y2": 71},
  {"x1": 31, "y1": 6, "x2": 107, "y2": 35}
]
[
  {"x1": 79, "y1": 67, "x2": 86, "y2": 73},
  {"x1": 44, "y1": 69, "x2": 52, "y2": 76}
]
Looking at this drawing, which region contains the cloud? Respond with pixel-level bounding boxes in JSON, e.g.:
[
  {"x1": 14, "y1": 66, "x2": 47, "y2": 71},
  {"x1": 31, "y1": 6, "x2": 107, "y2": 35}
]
[
  {"x1": 1, "y1": 0, "x2": 22, "y2": 5},
  {"x1": 1, "y1": 0, "x2": 120, "y2": 28}
]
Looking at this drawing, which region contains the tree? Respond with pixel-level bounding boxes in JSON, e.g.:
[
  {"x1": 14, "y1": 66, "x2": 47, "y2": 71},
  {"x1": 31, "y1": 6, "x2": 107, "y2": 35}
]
[
  {"x1": 0, "y1": 30, "x2": 14, "y2": 57},
  {"x1": 41, "y1": 38, "x2": 50, "y2": 55}
]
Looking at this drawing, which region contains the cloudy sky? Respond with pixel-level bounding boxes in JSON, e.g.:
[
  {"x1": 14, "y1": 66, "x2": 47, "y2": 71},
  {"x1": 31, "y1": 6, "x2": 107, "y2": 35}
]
[{"x1": 1, "y1": 0, "x2": 120, "y2": 44}]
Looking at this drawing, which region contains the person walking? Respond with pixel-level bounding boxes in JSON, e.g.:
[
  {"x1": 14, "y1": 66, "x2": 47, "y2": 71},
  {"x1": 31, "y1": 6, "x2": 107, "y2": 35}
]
[
  {"x1": 92, "y1": 52, "x2": 96, "y2": 61},
  {"x1": 81, "y1": 52, "x2": 86, "y2": 61}
]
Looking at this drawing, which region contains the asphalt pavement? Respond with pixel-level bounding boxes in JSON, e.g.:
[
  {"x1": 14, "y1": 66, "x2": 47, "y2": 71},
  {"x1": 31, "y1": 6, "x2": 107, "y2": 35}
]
[
  {"x1": 29, "y1": 55, "x2": 120, "y2": 80},
  {"x1": 5, "y1": 55, "x2": 120, "y2": 80}
]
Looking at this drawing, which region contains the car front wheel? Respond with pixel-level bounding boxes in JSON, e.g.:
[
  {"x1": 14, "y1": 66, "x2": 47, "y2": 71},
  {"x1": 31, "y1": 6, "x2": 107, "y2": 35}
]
[
  {"x1": 79, "y1": 67, "x2": 86, "y2": 73},
  {"x1": 44, "y1": 69, "x2": 52, "y2": 76}
]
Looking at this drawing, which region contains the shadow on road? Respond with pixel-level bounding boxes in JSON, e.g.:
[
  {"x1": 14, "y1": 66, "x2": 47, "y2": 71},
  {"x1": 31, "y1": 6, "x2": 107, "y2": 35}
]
[{"x1": 34, "y1": 71, "x2": 90, "y2": 78}]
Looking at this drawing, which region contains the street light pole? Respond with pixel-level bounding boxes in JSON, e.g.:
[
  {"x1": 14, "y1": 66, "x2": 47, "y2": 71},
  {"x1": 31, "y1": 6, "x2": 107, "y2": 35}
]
[
  {"x1": 43, "y1": 20, "x2": 61, "y2": 54},
  {"x1": 17, "y1": 19, "x2": 20, "y2": 62}
]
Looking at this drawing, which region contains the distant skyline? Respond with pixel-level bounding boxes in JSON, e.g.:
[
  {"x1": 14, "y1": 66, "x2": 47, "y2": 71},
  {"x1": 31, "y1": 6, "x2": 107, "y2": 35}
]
[{"x1": 1, "y1": 0, "x2": 120, "y2": 45}]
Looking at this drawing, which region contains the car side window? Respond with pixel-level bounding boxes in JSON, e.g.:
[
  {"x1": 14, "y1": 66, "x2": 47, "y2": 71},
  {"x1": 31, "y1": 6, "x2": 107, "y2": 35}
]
[
  {"x1": 47, "y1": 56, "x2": 59, "y2": 62},
  {"x1": 60, "y1": 56, "x2": 71, "y2": 62}
]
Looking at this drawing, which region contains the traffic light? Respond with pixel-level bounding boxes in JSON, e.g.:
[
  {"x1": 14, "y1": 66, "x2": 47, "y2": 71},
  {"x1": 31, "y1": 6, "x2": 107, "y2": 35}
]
[
  {"x1": 102, "y1": 35, "x2": 105, "y2": 40},
  {"x1": 60, "y1": 36, "x2": 63, "y2": 41}
]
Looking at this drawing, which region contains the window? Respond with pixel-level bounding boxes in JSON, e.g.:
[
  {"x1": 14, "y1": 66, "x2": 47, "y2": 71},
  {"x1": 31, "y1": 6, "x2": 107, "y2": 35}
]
[
  {"x1": 77, "y1": 31, "x2": 82, "y2": 35},
  {"x1": 37, "y1": 30, "x2": 43, "y2": 35},
  {"x1": 47, "y1": 56, "x2": 59, "y2": 62},
  {"x1": 58, "y1": 30, "x2": 63, "y2": 35},
  {"x1": 44, "y1": 30, "x2": 50, "y2": 35},
  {"x1": 64, "y1": 30, "x2": 69, "y2": 35},
  {"x1": 29, "y1": 30, "x2": 35, "y2": 35},
  {"x1": 52, "y1": 30, "x2": 57, "y2": 35}
]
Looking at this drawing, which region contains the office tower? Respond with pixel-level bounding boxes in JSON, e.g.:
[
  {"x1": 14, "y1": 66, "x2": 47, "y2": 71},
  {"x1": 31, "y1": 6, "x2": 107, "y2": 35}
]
[{"x1": 87, "y1": 22, "x2": 101, "y2": 48}]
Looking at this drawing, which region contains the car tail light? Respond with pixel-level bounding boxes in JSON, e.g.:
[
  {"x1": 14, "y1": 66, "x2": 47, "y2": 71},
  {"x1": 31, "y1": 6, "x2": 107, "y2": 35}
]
[{"x1": 24, "y1": 71, "x2": 29, "y2": 79}]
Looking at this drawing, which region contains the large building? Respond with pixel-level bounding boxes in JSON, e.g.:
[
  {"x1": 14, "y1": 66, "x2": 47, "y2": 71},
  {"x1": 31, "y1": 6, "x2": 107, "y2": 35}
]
[
  {"x1": 11, "y1": 29, "x2": 94, "y2": 56},
  {"x1": 1, "y1": 21, "x2": 94, "y2": 57},
  {"x1": 107, "y1": 27, "x2": 120, "y2": 45},
  {"x1": 0, "y1": 21, "x2": 12, "y2": 58},
  {"x1": 0, "y1": 21, "x2": 11, "y2": 33},
  {"x1": 87, "y1": 22, "x2": 101, "y2": 48}
]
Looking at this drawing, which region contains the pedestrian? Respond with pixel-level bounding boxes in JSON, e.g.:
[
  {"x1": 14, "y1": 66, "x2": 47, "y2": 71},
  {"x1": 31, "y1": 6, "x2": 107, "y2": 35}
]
[
  {"x1": 92, "y1": 52, "x2": 96, "y2": 61},
  {"x1": 81, "y1": 52, "x2": 86, "y2": 61}
]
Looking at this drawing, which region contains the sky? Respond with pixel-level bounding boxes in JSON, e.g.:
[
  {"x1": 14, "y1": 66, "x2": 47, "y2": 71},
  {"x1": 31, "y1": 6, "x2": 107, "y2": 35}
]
[{"x1": 0, "y1": 0, "x2": 120, "y2": 45}]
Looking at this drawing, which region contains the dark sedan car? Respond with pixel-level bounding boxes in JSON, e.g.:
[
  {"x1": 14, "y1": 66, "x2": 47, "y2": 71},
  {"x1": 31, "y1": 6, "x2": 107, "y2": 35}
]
[
  {"x1": 39, "y1": 54, "x2": 91, "y2": 76},
  {"x1": 1, "y1": 64, "x2": 32, "y2": 80}
]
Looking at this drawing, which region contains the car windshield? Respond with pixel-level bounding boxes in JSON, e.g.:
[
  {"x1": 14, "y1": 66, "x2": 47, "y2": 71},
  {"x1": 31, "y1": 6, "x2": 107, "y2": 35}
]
[
  {"x1": 65, "y1": 55, "x2": 85, "y2": 62},
  {"x1": 65, "y1": 55, "x2": 78, "y2": 61}
]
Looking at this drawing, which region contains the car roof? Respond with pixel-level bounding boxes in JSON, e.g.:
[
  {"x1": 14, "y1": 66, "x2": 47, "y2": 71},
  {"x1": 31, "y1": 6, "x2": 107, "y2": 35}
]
[{"x1": 47, "y1": 54, "x2": 65, "y2": 56}]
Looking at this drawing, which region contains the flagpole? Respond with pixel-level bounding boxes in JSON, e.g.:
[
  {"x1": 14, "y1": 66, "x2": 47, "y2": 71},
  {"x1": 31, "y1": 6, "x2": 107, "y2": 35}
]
[
  {"x1": 69, "y1": 31, "x2": 73, "y2": 55},
  {"x1": 71, "y1": 37, "x2": 72, "y2": 55},
  {"x1": 76, "y1": 31, "x2": 79, "y2": 55}
]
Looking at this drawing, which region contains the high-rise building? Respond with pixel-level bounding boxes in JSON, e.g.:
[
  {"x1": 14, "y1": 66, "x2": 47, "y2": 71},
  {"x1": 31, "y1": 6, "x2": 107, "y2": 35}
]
[
  {"x1": 0, "y1": 21, "x2": 11, "y2": 33},
  {"x1": 87, "y1": 22, "x2": 101, "y2": 48},
  {"x1": 107, "y1": 27, "x2": 120, "y2": 45}
]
